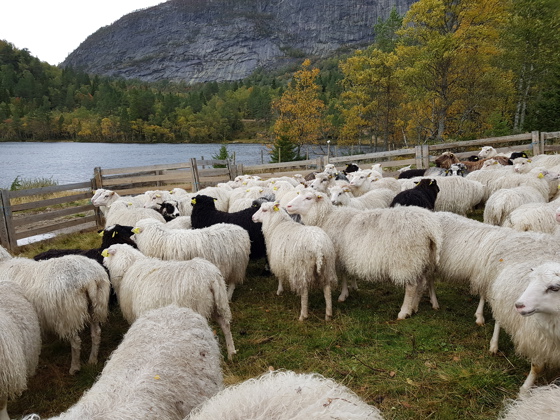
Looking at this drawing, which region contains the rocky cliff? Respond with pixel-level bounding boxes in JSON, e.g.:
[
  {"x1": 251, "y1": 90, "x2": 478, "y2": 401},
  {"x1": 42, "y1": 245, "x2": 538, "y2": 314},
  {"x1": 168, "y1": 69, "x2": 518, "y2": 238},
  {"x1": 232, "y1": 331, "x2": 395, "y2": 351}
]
[{"x1": 62, "y1": 0, "x2": 417, "y2": 84}]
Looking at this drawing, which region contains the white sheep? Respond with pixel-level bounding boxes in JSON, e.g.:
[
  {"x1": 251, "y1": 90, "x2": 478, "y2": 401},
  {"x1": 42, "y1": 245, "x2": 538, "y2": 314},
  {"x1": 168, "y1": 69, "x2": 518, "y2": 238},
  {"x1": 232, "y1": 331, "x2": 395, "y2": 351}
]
[
  {"x1": 286, "y1": 190, "x2": 442, "y2": 320},
  {"x1": 25, "y1": 305, "x2": 224, "y2": 420},
  {"x1": 489, "y1": 261, "x2": 560, "y2": 393},
  {"x1": 498, "y1": 384, "x2": 560, "y2": 419},
  {"x1": 329, "y1": 184, "x2": 395, "y2": 210},
  {"x1": 0, "y1": 281, "x2": 41, "y2": 420},
  {"x1": 483, "y1": 186, "x2": 547, "y2": 226},
  {"x1": 432, "y1": 212, "x2": 560, "y2": 343},
  {"x1": 503, "y1": 199, "x2": 560, "y2": 234},
  {"x1": 399, "y1": 176, "x2": 484, "y2": 216},
  {"x1": 104, "y1": 200, "x2": 166, "y2": 227},
  {"x1": 478, "y1": 145, "x2": 510, "y2": 159},
  {"x1": 102, "y1": 244, "x2": 236, "y2": 359},
  {"x1": 486, "y1": 170, "x2": 558, "y2": 202},
  {"x1": 91, "y1": 189, "x2": 145, "y2": 215},
  {"x1": 309, "y1": 172, "x2": 344, "y2": 193},
  {"x1": 131, "y1": 218, "x2": 250, "y2": 300},
  {"x1": 186, "y1": 370, "x2": 384, "y2": 420},
  {"x1": 252, "y1": 201, "x2": 338, "y2": 321},
  {"x1": 529, "y1": 153, "x2": 560, "y2": 169},
  {"x1": 0, "y1": 250, "x2": 110, "y2": 374}
]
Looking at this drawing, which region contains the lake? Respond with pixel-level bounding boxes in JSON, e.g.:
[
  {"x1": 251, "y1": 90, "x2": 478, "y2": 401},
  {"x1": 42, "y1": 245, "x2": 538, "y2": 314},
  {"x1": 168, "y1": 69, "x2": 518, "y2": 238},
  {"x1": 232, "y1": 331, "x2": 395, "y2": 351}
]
[{"x1": 0, "y1": 142, "x2": 274, "y2": 189}]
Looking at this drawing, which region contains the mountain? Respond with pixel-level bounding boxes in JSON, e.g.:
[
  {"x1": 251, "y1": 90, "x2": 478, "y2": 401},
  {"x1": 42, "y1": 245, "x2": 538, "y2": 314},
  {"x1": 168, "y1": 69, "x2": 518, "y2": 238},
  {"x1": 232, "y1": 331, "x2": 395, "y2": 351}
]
[{"x1": 61, "y1": 0, "x2": 417, "y2": 84}]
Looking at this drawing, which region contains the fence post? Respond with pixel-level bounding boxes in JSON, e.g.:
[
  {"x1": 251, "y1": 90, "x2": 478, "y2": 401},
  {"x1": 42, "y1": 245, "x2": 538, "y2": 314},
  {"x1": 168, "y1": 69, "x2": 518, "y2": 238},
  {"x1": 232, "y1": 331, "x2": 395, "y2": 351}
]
[
  {"x1": 316, "y1": 157, "x2": 323, "y2": 171},
  {"x1": 532, "y1": 131, "x2": 541, "y2": 155},
  {"x1": 415, "y1": 145, "x2": 424, "y2": 169},
  {"x1": 422, "y1": 145, "x2": 430, "y2": 168},
  {"x1": 236, "y1": 164, "x2": 244, "y2": 178},
  {"x1": 191, "y1": 158, "x2": 200, "y2": 192},
  {"x1": 0, "y1": 189, "x2": 17, "y2": 253}
]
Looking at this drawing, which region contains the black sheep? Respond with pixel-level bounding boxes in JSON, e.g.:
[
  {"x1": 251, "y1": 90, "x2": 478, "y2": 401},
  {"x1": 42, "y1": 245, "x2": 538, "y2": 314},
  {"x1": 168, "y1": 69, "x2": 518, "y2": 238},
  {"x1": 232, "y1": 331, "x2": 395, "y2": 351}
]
[
  {"x1": 343, "y1": 163, "x2": 360, "y2": 175},
  {"x1": 33, "y1": 224, "x2": 137, "y2": 265},
  {"x1": 398, "y1": 168, "x2": 427, "y2": 179},
  {"x1": 508, "y1": 151, "x2": 529, "y2": 164},
  {"x1": 191, "y1": 194, "x2": 269, "y2": 260},
  {"x1": 390, "y1": 178, "x2": 440, "y2": 211}
]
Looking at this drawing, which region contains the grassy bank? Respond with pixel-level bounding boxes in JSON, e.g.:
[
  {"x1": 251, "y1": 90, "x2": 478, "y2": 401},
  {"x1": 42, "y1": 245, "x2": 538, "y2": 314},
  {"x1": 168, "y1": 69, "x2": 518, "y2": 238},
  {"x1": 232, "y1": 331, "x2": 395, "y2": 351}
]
[{"x1": 7, "y1": 223, "x2": 546, "y2": 420}]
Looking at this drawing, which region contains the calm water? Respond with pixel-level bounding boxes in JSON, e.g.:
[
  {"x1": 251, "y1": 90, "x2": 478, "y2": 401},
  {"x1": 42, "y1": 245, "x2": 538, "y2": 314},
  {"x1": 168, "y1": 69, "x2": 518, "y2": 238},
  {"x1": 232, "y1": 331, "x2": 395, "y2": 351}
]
[{"x1": 0, "y1": 142, "x2": 274, "y2": 189}]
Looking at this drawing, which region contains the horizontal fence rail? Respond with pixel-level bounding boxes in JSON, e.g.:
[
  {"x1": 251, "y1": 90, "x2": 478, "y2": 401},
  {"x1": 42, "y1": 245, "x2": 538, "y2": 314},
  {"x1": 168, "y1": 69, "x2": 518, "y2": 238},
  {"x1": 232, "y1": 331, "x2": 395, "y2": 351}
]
[{"x1": 1, "y1": 131, "x2": 559, "y2": 252}]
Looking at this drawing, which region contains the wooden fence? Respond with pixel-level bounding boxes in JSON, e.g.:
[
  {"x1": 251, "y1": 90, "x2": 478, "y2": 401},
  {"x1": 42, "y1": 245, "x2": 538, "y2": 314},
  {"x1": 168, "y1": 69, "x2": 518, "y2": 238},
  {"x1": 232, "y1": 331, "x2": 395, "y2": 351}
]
[{"x1": 1, "y1": 131, "x2": 559, "y2": 252}]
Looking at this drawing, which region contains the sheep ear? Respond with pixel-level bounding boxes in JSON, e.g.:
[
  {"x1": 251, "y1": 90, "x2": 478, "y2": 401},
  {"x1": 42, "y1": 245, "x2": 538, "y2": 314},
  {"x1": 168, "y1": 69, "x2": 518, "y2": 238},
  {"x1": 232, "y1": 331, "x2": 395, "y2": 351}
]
[
  {"x1": 273, "y1": 203, "x2": 280, "y2": 211},
  {"x1": 414, "y1": 181, "x2": 419, "y2": 185},
  {"x1": 98, "y1": 230, "x2": 104, "y2": 237},
  {"x1": 191, "y1": 198, "x2": 196, "y2": 205},
  {"x1": 213, "y1": 198, "x2": 217, "y2": 201},
  {"x1": 132, "y1": 227, "x2": 142, "y2": 234},
  {"x1": 538, "y1": 173, "x2": 544, "y2": 179}
]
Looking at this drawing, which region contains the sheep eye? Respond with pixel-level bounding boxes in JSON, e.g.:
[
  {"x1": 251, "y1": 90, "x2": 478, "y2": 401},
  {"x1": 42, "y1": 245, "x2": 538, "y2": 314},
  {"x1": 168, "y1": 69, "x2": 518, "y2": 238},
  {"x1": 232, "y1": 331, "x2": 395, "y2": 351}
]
[{"x1": 546, "y1": 285, "x2": 560, "y2": 293}]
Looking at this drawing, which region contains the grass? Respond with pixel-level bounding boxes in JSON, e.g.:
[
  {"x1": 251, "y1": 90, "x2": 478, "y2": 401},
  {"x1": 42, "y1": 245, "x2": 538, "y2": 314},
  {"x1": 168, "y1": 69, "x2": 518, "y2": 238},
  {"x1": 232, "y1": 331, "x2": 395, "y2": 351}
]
[{"x1": 6, "y1": 213, "x2": 546, "y2": 419}]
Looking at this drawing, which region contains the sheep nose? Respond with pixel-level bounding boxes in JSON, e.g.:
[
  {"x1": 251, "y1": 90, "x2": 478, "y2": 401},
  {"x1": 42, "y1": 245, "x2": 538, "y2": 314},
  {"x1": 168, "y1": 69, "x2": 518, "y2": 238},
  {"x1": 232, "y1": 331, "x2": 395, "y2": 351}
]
[{"x1": 514, "y1": 302, "x2": 525, "y2": 309}]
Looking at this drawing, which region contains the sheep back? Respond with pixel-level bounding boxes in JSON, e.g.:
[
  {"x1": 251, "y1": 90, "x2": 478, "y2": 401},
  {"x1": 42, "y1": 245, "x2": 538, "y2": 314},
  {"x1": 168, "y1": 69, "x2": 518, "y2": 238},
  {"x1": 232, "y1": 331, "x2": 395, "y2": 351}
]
[
  {"x1": 0, "y1": 281, "x2": 41, "y2": 400},
  {"x1": 187, "y1": 370, "x2": 383, "y2": 420},
  {"x1": 46, "y1": 306, "x2": 224, "y2": 420}
]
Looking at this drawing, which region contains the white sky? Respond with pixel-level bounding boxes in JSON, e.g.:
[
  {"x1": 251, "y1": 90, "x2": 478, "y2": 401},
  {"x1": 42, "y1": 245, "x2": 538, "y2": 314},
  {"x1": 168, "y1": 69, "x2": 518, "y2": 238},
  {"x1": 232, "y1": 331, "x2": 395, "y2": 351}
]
[{"x1": 0, "y1": 1, "x2": 167, "y2": 66}]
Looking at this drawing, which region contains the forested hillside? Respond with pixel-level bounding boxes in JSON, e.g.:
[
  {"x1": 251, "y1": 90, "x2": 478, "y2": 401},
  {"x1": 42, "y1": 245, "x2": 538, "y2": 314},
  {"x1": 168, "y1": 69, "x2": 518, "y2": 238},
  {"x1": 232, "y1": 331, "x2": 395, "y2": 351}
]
[{"x1": 0, "y1": 0, "x2": 558, "y2": 159}]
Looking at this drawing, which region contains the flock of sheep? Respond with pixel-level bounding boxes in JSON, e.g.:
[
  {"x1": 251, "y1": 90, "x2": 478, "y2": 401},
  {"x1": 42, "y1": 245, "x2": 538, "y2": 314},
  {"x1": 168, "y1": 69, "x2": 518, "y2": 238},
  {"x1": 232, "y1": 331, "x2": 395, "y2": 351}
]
[{"x1": 2, "y1": 145, "x2": 560, "y2": 419}]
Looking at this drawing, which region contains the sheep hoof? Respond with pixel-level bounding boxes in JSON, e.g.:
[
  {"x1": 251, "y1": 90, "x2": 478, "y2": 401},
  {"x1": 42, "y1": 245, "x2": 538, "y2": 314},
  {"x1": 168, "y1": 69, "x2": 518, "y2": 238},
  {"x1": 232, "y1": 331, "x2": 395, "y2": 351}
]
[{"x1": 397, "y1": 311, "x2": 411, "y2": 320}]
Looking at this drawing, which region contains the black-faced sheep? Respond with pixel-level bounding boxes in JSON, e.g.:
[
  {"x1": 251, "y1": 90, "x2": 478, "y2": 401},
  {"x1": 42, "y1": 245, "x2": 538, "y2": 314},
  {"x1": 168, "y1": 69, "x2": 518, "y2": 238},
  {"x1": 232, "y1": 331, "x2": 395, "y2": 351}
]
[
  {"x1": 191, "y1": 194, "x2": 267, "y2": 260},
  {"x1": 390, "y1": 178, "x2": 440, "y2": 210}
]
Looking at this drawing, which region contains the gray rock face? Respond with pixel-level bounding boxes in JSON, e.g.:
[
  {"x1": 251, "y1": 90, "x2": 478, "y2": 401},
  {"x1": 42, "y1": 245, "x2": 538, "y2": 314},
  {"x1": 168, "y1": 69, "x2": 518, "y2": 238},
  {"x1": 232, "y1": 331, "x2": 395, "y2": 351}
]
[{"x1": 62, "y1": 0, "x2": 417, "y2": 84}]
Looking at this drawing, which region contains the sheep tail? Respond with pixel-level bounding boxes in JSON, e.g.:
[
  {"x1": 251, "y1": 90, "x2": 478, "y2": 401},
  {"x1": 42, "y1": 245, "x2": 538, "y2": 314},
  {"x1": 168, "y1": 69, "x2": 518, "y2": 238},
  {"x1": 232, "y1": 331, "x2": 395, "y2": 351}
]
[{"x1": 87, "y1": 276, "x2": 110, "y2": 324}]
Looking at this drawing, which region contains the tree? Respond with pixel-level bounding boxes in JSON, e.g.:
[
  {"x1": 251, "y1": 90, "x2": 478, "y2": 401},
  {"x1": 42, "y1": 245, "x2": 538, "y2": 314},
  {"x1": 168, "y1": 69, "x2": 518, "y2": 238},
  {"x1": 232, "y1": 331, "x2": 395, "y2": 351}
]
[
  {"x1": 500, "y1": 0, "x2": 560, "y2": 131},
  {"x1": 374, "y1": 6, "x2": 403, "y2": 53},
  {"x1": 395, "y1": 0, "x2": 511, "y2": 141},
  {"x1": 271, "y1": 59, "x2": 330, "y2": 158},
  {"x1": 339, "y1": 48, "x2": 403, "y2": 149},
  {"x1": 268, "y1": 134, "x2": 301, "y2": 163}
]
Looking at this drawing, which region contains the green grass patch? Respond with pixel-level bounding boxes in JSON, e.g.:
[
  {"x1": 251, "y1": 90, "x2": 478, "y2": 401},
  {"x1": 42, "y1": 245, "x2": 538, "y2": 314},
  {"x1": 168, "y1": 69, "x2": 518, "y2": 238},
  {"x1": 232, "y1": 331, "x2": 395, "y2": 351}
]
[{"x1": 8, "y1": 228, "x2": 533, "y2": 419}]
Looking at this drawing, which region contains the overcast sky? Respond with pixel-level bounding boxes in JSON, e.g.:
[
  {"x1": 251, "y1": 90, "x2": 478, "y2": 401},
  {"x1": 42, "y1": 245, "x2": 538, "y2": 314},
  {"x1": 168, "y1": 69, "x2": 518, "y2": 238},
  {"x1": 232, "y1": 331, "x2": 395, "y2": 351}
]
[{"x1": 1, "y1": 0, "x2": 167, "y2": 65}]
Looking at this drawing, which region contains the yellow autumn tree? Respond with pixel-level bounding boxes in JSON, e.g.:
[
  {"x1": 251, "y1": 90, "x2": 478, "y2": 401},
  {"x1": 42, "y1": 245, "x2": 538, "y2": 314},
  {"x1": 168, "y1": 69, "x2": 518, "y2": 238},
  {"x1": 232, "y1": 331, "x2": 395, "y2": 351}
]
[
  {"x1": 396, "y1": 0, "x2": 513, "y2": 142},
  {"x1": 271, "y1": 59, "x2": 330, "y2": 160},
  {"x1": 339, "y1": 48, "x2": 403, "y2": 149}
]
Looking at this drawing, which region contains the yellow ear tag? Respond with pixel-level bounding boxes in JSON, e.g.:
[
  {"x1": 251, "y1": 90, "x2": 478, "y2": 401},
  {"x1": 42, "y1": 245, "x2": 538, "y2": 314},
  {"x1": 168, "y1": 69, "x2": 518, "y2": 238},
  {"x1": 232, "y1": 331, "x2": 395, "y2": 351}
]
[
  {"x1": 246, "y1": 189, "x2": 250, "y2": 192},
  {"x1": 132, "y1": 227, "x2": 141, "y2": 234},
  {"x1": 154, "y1": 375, "x2": 160, "y2": 380},
  {"x1": 317, "y1": 194, "x2": 323, "y2": 199},
  {"x1": 528, "y1": 159, "x2": 532, "y2": 163},
  {"x1": 274, "y1": 187, "x2": 278, "y2": 190},
  {"x1": 538, "y1": 173, "x2": 544, "y2": 179},
  {"x1": 214, "y1": 198, "x2": 217, "y2": 201},
  {"x1": 191, "y1": 199, "x2": 196, "y2": 204},
  {"x1": 101, "y1": 250, "x2": 109, "y2": 258},
  {"x1": 112, "y1": 231, "x2": 116, "y2": 238},
  {"x1": 156, "y1": 194, "x2": 161, "y2": 198},
  {"x1": 98, "y1": 231, "x2": 104, "y2": 237},
  {"x1": 273, "y1": 206, "x2": 280, "y2": 211}
]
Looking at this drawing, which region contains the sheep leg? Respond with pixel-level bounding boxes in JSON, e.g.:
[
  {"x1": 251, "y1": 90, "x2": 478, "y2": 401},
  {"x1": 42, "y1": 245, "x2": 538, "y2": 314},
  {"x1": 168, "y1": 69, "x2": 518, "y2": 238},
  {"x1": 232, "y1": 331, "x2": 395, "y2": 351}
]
[
  {"x1": 398, "y1": 282, "x2": 421, "y2": 320},
  {"x1": 299, "y1": 288, "x2": 309, "y2": 321},
  {"x1": 475, "y1": 297, "x2": 486, "y2": 326},
  {"x1": 427, "y1": 277, "x2": 439, "y2": 310},
  {"x1": 69, "y1": 332, "x2": 82, "y2": 375},
  {"x1": 213, "y1": 314, "x2": 237, "y2": 361},
  {"x1": 227, "y1": 283, "x2": 236, "y2": 301},
  {"x1": 0, "y1": 397, "x2": 9, "y2": 420},
  {"x1": 520, "y1": 363, "x2": 544, "y2": 395},
  {"x1": 324, "y1": 284, "x2": 332, "y2": 321},
  {"x1": 88, "y1": 321, "x2": 102, "y2": 365},
  {"x1": 277, "y1": 278, "x2": 284, "y2": 295},
  {"x1": 489, "y1": 321, "x2": 501, "y2": 354},
  {"x1": 410, "y1": 277, "x2": 428, "y2": 314}
]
